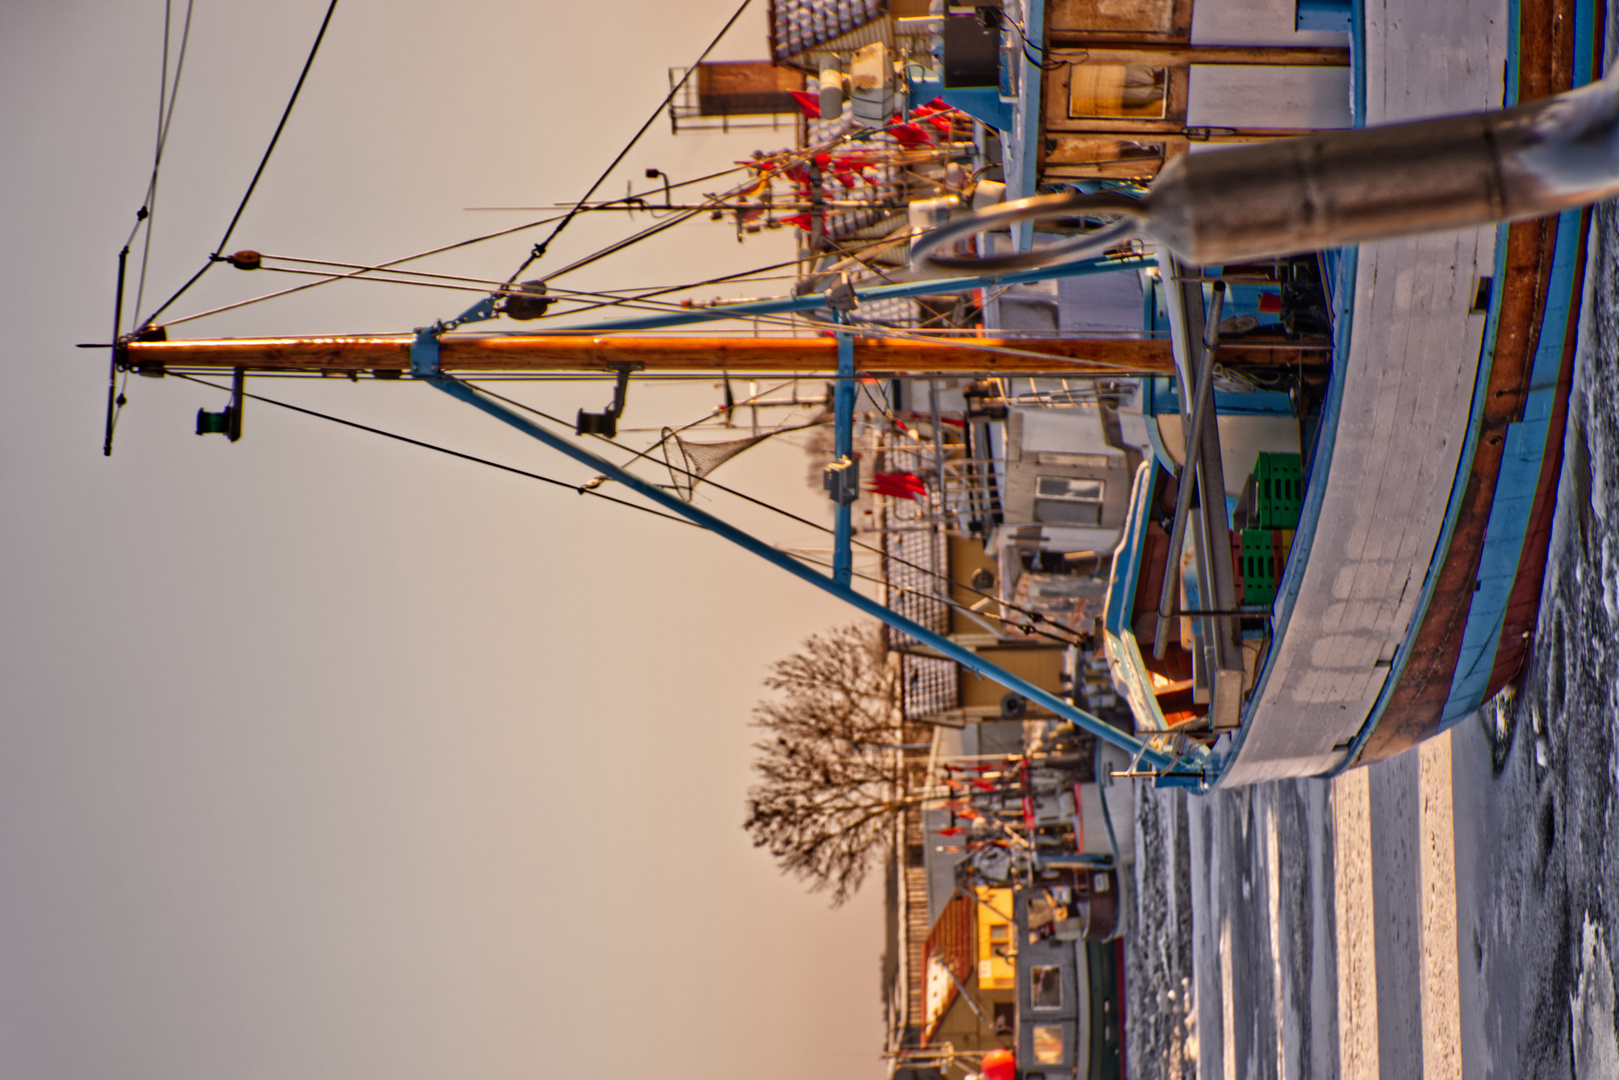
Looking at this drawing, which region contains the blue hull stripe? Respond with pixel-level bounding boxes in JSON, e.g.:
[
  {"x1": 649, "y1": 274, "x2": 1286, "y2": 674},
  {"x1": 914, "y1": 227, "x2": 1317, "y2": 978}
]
[
  {"x1": 1439, "y1": 211, "x2": 1584, "y2": 724},
  {"x1": 1438, "y1": 0, "x2": 1599, "y2": 723},
  {"x1": 1333, "y1": 0, "x2": 1599, "y2": 768}
]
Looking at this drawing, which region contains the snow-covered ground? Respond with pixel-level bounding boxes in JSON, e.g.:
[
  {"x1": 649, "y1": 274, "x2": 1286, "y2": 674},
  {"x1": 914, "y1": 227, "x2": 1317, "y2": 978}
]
[{"x1": 1124, "y1": 201, "x2": 1619, "y2": 1080}]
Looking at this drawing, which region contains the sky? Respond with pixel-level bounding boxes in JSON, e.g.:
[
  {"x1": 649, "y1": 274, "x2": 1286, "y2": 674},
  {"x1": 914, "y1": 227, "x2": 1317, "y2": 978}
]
[{"x1": 0, "y1": 3, "x2": 889, "y2": 1079}]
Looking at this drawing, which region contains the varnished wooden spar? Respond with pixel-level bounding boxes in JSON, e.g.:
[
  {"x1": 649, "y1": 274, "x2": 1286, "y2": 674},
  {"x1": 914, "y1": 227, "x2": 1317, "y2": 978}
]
[{"x1": 122, "y1": 334, "x2": 1319, "y2": 375}]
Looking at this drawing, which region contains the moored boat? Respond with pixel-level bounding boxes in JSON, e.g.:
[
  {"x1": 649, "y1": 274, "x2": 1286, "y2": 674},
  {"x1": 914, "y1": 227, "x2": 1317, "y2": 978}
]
[{"x1": 1091, "y1": 0, "x2": 1606, "y2": 784}]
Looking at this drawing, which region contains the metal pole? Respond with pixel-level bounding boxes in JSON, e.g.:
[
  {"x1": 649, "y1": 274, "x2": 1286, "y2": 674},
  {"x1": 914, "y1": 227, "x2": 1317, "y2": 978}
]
[
  {"x1": 426, "y1": 374, "x2": 1184, "y2": 773},
  {"x1": 832, "y1": 319, "x2": 855, "y2": 587},
  {"x1": 103, "y1": 247, "x2": 129, "y2": 457},
  {"x1": 1153, "y1": 281, "x2": 1224, "y2": 660}
]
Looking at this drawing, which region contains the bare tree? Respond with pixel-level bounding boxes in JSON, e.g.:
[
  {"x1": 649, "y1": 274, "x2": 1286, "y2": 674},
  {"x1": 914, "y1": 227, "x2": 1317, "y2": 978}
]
[{"x1": 743, "y1": 622, "x2": 923, "y2": 906}]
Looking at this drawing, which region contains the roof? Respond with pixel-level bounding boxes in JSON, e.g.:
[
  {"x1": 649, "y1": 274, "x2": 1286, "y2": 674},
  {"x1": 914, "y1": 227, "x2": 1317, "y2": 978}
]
[{"x1": 920, "y1": 891, "x2": 975, "y2": 1044}]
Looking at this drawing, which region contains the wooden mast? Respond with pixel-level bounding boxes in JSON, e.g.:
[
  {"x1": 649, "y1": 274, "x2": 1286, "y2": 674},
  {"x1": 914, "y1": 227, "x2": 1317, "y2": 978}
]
[{"x1": 122, "y1": 334, "x2": 1318, "y2": 375}]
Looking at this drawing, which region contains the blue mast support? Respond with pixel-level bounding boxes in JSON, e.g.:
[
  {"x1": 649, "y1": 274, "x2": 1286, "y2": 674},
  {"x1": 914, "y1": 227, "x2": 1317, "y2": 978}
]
[
  {"x1": 410, "y1": 295, "x2": 500, "y2": 376},
  {"x1": 521, "y1": 255, "x2": 1153, "y2": 335},
  {"x1": 425, "y1": 373, "x2": 1192, "y2": 776},
  {"x1": 831, "y1": 318, "x2": 855, "y2": 586}
]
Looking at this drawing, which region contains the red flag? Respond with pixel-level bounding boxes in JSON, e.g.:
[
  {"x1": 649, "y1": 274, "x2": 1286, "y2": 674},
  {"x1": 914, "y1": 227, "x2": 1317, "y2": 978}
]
[
  {"x1": 869, "y1": 471, "x2": 927, "y2": 500},
  {"x1": 788, "y1": 90, "x2": 822, "y2": 118},
  {"x1": 888, "y1": 122, "x2": 932, "y2": 149}
]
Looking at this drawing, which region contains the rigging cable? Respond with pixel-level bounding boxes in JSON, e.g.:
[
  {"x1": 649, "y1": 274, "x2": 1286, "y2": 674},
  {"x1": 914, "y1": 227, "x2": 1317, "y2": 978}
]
[
  {"x1": 244, "y1": 253, "x2": 796, "y2": 296},
  {"x1": 139, "y1": 0, "x2": 341, "y2": 329},
  {"x1": 131, "y1": 0, "x2": 197, "y2": 327},
  {"x1": 154, "y1": 110, "x2": 946, "y2": 329},
  {"x1": 166, "y1": 371, "x2": 1079, "y2": 645},
  {"x1": 504, "y1": 0, "x2": 754, "y2": 283},
  {"x1": 462, "y1": 382, "x2": 1087, "y2": 646},
  {"x1": 107, "y1": 0, "x2": 197, "y2": 455},
  {"x1": 170, "y1": 373, "x2": 704, "y2": 528},
  {"x1": 464, "y1": 163, "x2": 752, "y2": 213},
  {"x1": 504, "y1": 109, "x2": 936, "y2": 290},
  {"x1": 216, "y1": 261, "x2": 831, "y2": 337},
  {"x1": 152, "y1": 212, "x2": 817, "y2": 329},
  {"x1": 167, "y1": 375, "x2": 949, "y2": 608}
]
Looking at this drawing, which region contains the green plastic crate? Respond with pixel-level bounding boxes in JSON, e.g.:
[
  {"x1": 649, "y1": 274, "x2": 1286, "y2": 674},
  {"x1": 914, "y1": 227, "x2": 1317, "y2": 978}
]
[
  {"x1": 1253, "y1": 452, "x2": 1304, "y2": 529},
  {"x1": 1241, "y1": 529, "x2": 1278, "y2": 605}
]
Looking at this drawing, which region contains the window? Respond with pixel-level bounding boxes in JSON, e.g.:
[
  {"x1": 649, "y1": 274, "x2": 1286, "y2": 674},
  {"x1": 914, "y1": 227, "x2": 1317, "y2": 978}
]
[
  {"x1": 1035, "y1": 475, "x2": 1105, "y2": 526},
  {"x1": 1030, "y1": 965, "x2": 1063, "y2": 1009},
  {"x1": 1032, "y1": 1025, "x2": 1067, "y2": 1065},
  {"x1": 1036, "y1": 452, "x2": 1112, "y2": 469},
  {"x1": 1037, "y1": 476, "x2": 1104, "y2": 502},
  {"x1": 1069, "y1": 64, "x2": 1168, "y2": 120},
  {"x1": 1035, "y1": 500, "x2": 1101, "y2": 525},
  {"x1": 993, "y1": 1001, "x2": 1016, "y2": 1036}
]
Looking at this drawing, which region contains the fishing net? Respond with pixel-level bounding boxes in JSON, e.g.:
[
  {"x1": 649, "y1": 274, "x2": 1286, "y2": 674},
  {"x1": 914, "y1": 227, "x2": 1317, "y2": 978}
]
[{"x1": 660, "y1": 417, "x2": 827, "y2": 501}]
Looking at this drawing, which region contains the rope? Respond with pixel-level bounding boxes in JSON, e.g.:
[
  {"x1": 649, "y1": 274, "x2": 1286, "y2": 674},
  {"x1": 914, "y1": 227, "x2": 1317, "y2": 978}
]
[
  {"x1": 130, "y1": 0, "x2": 197, "y2": 327},
  {"x1": 462, "y1": 382, "x2": 1087, "y2": 646},
  {"x1": 139, "y1": 0, "x2": 341, "y2": 328},
  {"x1": 170, "y1": 373, "x2": 701, "y2": 529},
  {"x1": 503, "y1": 0, "x2": 754, "y2": 283}
]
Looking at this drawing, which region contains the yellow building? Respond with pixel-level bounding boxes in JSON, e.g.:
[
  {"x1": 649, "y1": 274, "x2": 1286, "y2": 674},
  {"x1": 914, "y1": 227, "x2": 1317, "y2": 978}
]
[{"x1": 919, "y1": 888, "x2": 1019, "y2": 1054}]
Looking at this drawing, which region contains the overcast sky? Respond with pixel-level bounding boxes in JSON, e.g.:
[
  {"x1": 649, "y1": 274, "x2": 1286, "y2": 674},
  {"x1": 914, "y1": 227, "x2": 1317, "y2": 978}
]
[{"x1": 1, "y1": 3, "x2": 888, "y2": 1078}]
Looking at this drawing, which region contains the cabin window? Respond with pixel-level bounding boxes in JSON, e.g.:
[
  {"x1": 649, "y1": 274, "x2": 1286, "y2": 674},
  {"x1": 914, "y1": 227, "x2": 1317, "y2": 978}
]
[
  {"x1": 1037, "y1": 500, "x2": 1102, "y2": 525},
  {"x1": 1030, "y1": 965, "x2": 1063, "y2": 1008},
  {"x1": 1036, "y1": 475, "x2": 1105, "y2": 525},
  {"x1": 1036, "y1": 451, "x2": 1112, "y2": 469},
  {"x1": 1032, "y1": 1024, "x2": 1067, "y2": 1065},
  {"x1": 1068, "y1": 65, "x2": 1168, "y2": 120},
  {"x1": 1037, "y1": 476, "x2": 1104, "y2": 502}
]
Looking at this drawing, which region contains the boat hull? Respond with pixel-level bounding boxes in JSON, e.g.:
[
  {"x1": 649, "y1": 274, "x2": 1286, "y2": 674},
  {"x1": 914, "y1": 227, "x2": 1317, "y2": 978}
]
[{"x1": 1216, "y1": 0, "x2": 1601, "y2": 784}]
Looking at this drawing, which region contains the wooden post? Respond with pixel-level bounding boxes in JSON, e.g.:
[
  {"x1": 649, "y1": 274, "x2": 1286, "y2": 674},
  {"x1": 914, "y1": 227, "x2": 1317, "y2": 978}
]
[{"x1": 122, "y1": 334, "x2": 1321, "y2": 376}]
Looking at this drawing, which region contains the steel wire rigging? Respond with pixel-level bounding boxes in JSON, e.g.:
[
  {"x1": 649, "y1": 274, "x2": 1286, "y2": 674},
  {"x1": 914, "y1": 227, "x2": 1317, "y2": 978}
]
[
  {"x1": 170, "y1": 374, "x2": 700, "y2": 528},
  {"x1": 463, "y1": 382, "x2": 1092, "y2": 647},
  {"x1": 105, "y1": 3, "x2": 1104, "y2": 650},
  {"x1": 138, "y1": 0, "x2": 342, "y2": 329},
  {"x1": 502, "y1": 0, "x2": 756, "y2": 284},
  {"x1": 106, "y1": 0, "x2": 197, "y2": 455},
  {"x1": 129, "y1": 0, "x2": 197, "y2": 327},
  {"x1": 169, "y1": 374, "x2": 941, "y2": 610}
]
